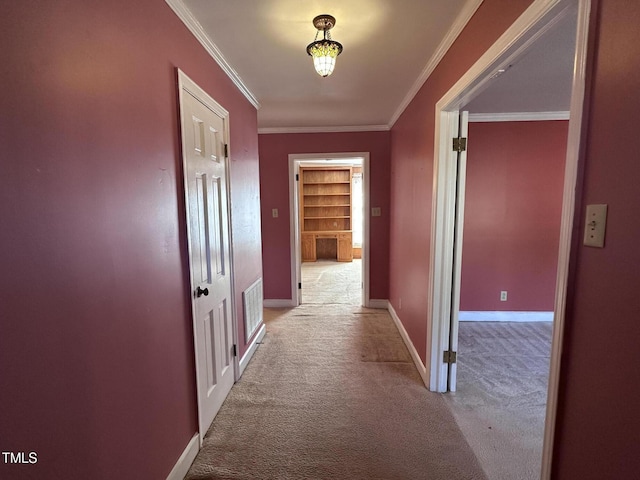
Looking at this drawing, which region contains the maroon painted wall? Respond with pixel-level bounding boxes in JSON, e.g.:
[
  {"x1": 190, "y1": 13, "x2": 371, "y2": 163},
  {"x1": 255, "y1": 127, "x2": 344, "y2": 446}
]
[
  {"x1": 258, "y1": 132, "x2": 391, "y2": 301},
  {"x1": 0, "y1": 1, "x2": 261, "y2": 479},
  {"x1": 388, "y1": 0, "x2": 640, "y2": 476},
  {"x1": 389, "y1": 0, "x2": 534, "y2": 361},
  {"x1": 460, "y1": 121, "x2": 568, "y2": 312},
  {"x1": 552, "y1": 1, "x2": 640, "y2": 477}
]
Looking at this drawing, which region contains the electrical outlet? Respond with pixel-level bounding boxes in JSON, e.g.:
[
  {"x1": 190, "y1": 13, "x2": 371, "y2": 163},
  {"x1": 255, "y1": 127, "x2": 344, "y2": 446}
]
[
  {"x1": 272, "y1": 208, "x2": 278, "y2": 218},
  {"x1": 500, "y1": 291, "x2": 508, "y2": 302}
]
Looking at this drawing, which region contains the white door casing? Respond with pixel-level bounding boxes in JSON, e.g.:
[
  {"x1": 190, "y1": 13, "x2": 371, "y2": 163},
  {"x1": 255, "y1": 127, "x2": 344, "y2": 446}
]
[
  {"x1": 427, "y1": 1, "x2": 590, "y2": 478},
  {"x1": 287, "y1": 153, "x2": 371, "y2": 307},
  {"x1": 178, "y1": 70, "x2": 236, "y2": 443}
]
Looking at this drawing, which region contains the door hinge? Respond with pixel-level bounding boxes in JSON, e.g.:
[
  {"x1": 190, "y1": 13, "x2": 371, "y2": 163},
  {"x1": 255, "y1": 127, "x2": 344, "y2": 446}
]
[
  {"x1": 232, "y1": 344, "x2": 238, "y2": 357},
  {"x1": 452, "y1": 137, "x2": 467, "y2": 152},
  {"x1": 295, "y1": 173, "x2": 299, "y2": 181},
  {"x1": 298, "y1": 282, "x2": 302, "y2": 289},
  {"x1": 224, "y1": 144, "x2": 229, "y2": 158},
  {"x1": 443, "y1": 350, "x2": 457, "y2": 364}
]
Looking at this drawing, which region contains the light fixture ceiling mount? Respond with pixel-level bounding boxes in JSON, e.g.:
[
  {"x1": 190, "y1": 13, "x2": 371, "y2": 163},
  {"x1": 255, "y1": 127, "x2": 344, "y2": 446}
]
[{"x1": 306, "y1": 14, "x2": 343, "y2": 77}]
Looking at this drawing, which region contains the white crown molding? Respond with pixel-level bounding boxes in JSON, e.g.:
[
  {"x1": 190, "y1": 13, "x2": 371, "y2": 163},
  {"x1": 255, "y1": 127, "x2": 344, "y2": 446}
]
[
  {"x1": 258, "y1": 125, "x2": 390, "y2": 135},
  {"x1": 165, "y1": 0, "x2": 260, "y2": 110},
  {"x1": 468, "y1": 111, "x2": 570, "y2": 122},
  {"x1": 388, "y1": 0, "x2": 484, "y2": 128}
]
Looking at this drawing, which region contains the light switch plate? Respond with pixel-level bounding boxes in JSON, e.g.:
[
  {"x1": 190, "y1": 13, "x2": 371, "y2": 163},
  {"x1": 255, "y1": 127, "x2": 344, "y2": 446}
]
[
  {"x1": 371, "y1": 207, "x2": 381, "y2": 217},
  {"x1": 583, "y1": 204, "x2": 607, "y2": 248},
  {"x1": 272, "y1": 208, "x2": 278, "y2": 218}
]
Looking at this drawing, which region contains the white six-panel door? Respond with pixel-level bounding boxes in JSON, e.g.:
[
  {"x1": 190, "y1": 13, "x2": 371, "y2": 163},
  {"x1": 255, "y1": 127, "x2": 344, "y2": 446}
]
[{"x1": 179, "y1": 73, "x2": 235, "y2": 441}]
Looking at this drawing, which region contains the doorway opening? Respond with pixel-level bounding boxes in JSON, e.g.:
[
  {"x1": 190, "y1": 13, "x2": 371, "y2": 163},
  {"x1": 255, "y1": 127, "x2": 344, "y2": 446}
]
[
  {"x1": 288, "y1": 153, "x2": 370, "y2": 307},
  {"x1": 427, "y1": 0, "x2": 590, "y2": 478}
]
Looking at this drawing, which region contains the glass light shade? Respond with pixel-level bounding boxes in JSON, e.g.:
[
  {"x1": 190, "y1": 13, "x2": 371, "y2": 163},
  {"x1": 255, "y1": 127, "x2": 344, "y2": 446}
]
[{"x1": 307, "y1": 40, "x2": 342, "y2": 77}]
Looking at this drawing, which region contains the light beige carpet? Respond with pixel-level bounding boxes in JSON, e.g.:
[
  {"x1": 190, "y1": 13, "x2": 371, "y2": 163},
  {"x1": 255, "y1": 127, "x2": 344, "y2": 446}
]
[
  {"x1": 301, "y1": 259, "x2": 362, "y2": 305},
  {"x1": 445, "y1": 321, "x2": 552, "y2": 480},
  {"x1": 185, "y1": 304, "x2": 487, "y2": 480}
]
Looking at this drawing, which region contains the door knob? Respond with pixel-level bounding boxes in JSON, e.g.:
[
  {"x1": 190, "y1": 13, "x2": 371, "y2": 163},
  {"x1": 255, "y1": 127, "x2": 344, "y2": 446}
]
[{"x1": 196, "y1": 286, "x2": 209, "y2": 297}]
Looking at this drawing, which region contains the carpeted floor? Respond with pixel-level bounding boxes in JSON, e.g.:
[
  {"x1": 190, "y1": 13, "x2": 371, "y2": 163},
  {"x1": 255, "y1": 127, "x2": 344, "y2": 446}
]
[
  {"x1": 301, "y1": 259, "x2": 362, "y2": 305},
  {"x1": 185, "y1": 261, "x2": 549, "y2": 479},
  {"x1": 445, "y1": 321, "x2": 552, "y2": 480},
  {"x1": 185, "y1": 303, "x2": 487, "y2": 480}
]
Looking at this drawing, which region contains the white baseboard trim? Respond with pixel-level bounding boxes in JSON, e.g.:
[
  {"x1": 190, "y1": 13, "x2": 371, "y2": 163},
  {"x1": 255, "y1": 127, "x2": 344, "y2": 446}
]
[
  {"x1": 263, "y1": 299, "x2": 295, "y2": 308},
  {"x1": 388, "y1": 303, "x2": 429, "y2": 387},
  {"x1": 239, "y1": 323, "x2": 266, "y2": 377},
  {"x1": 367, "y1": 299, "x2": 389, "y2": 309},
  {"x1": 459, "y1": 311, "x2": 554, "y2": 322},
  {"x1": 166, "y1": 433, "x2": 199, "y2": 480}
]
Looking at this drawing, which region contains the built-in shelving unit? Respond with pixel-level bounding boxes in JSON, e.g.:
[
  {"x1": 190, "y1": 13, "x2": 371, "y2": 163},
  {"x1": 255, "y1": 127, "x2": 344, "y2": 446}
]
[{"x1": 300, "y1": 167, "x2": 353, "y2": 262}]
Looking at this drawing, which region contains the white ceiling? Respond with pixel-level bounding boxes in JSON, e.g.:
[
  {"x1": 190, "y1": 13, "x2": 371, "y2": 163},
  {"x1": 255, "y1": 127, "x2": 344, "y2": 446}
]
[
  {"x1": 465, "y1": 8, "x2": 576, "y2": 114},
  {"x1": 175, "y1": 0, "x2": 576, "y2": 130}
]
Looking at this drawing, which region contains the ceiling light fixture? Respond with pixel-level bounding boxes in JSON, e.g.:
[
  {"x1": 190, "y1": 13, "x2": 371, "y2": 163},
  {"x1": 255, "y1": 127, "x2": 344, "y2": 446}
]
[{"x1": 306, "y1": 14, "x2": 343, "y2": 77}]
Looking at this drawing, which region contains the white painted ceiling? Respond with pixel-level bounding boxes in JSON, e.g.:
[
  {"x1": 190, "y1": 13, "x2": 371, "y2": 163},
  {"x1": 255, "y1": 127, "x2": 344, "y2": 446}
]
[
  {"x1": 465, "y1": 9, "x2": 576, "y2": 114},
  {"x1": 178, "y1": 0, "x2": 576, "y2": 130}
]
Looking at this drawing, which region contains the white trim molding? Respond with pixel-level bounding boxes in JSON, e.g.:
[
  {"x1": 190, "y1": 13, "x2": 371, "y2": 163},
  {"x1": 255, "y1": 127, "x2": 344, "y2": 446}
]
[
  {"x1": 165, "y1": 0, "x2": 260, "y2": 109},
  {"x1": 469, "y1": 111, "x2": 570, "y2": 122},
  {"x1": 389, "y1": 0, "x2": 484, "y2": 128},
  {"x1": 541, "y1": 1, "x2": 591, "y2": 478},
  {"x1": 289, "y1": 153, "x2": 371, "y2": 309},
  {"x1": 166, "y1": 434, "x2": 199, "y2": 480},
  {"x1": 239, "y1": 324, "x2": 266, "y2": 377},
  {"x1": 367, "y1": 299, "x2": 389, "y2": 309},
  {"x1": 459, "y1": 311, "x2": 554, "y2": 322},
  {"x1": 388, "y1": 303, "x2": 429, "y2": 387},
  {"x1": 425, "y1": 1, "x2": 590, "y2": 478},
  {"x1": 258, "y1": 125, "x2": 389, "y2": 135},
  {"x1": 263, "y1": 299, "x2": 296, "y2": 308}
]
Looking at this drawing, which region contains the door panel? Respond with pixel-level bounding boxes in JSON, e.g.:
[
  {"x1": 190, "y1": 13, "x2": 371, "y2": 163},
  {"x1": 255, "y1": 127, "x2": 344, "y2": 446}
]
[
  {"x1": 448, "y1": 110, "x2": 469, "y2": 392},
  {"x1": 181, "y1": 86, "x2": 235, "y2": 440},
  {"x1": 210, "y1": 176, "x2": 224, "y2": 276}
]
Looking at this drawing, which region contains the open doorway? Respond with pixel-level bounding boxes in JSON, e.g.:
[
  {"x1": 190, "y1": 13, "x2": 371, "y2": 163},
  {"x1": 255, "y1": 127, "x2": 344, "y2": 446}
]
[
  {"x1": 288, "y1": 153, "x2": 370, "y2": 307},
  {"x1": 449, "y1": 118, "x2": 570, "y2": 479},
  {"x1": 427, "y1": 1, "x2": 590, "y2": 479},
  {"x1": 300, "y1": 161, "x2": 363, "y2": 305}
]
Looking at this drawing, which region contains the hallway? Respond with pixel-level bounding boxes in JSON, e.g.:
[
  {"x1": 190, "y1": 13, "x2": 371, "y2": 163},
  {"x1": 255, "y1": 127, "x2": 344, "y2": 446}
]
[
  {"x1": 186, "y1": 300, "x2": 485, "y2": 479},
  {"x1": 185, "y1": 261, "x2": 550, "y2": 479}
]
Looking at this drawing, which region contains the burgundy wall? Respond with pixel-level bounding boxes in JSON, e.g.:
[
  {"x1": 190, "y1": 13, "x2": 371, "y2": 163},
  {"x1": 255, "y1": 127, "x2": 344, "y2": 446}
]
[
  {"x1": 258, "y1": 132, "x2": 391, "y2": 301},
  {"x1": 0, "y1": 1, "x2": 261, "y2": 479},
  {"x1": 460, "y1": 121, "x2": 568, "y2": 312},
  {"x1": 389, "y1": 0, "x2": 534, "y2": 361},
  {"x1": 552, "y1": 0, "x2": 640, "y2": 477}
]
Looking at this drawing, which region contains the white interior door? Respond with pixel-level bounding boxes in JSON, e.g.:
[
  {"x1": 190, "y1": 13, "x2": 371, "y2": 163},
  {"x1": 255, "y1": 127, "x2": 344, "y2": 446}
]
[
  {"x1": 447, "y1": 110, "x2": 469, "y2": 392},
  {"x1": 179, "y1": 76, "x2": 235, "y2": 440}
]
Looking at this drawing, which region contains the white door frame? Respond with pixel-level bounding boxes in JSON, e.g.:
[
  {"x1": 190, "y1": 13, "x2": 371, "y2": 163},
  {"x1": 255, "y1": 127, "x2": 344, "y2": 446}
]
[
  {"x1": 426, "y1": 0, "x2": 590, "y2": 478},
  {"x1": 288, "y1": 152, "x2": 371, "y2": 307},
  {"x1": 177, "y1": 69, "x2": 239, "y2": 444}
]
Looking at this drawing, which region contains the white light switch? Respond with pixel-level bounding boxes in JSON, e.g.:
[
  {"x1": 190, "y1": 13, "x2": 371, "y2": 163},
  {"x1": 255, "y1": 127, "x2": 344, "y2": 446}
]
[
  {"x1": 371, "y1": 207, "x2": 381, "y2": 217},
  {"x1": 272, "y1": 208, "x2": 278, "y2": 218},
  {"x1": 583, "y1": 204, "x2": 607, "y2": 248}
]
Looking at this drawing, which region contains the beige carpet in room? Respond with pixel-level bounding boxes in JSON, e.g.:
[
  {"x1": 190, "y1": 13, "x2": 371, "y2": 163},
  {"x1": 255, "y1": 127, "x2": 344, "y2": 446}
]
[
  {"x1": 301, "y1": 259, "x2": 362, "y2": 305},
  {"x1": 445, "y1": 321, "x2": 552, "y2": 480},
  {"x1": 185, "y1": 303, "x2": 487, "y2": 480}
]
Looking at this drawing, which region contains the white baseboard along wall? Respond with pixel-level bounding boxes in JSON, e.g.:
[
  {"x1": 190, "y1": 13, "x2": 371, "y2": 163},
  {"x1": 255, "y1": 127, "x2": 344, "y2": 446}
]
[{"x1": 459, "y1": 311, "x2": 554, "y2": 322}]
